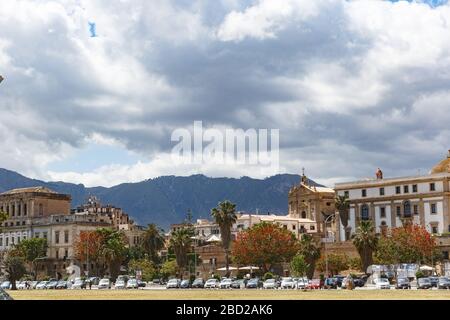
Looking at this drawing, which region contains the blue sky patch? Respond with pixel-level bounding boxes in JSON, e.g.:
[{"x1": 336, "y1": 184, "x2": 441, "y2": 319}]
[{"x1": 88, "y1": 22, "x2": 97, "y2": 37}]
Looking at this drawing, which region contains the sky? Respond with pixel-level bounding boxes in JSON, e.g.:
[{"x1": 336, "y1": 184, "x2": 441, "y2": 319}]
[{"x1": 1, "y1": 0, "x2": 450, "y2": 187}]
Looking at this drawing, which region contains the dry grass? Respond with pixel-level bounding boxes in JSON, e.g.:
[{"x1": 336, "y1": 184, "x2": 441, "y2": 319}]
[{"x1": 7, "y1": 289, "x2": 450, "y2": 300}]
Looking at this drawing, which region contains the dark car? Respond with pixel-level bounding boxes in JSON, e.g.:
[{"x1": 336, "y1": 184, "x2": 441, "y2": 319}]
[
  {"x1": 180, "y1": 280, "x2": 191, "y2": 289},
  {"x1": 334, "y1": 275, "x2": 345, "y2": 287},
  {"x1": 231, "y1": 279, "x2": 246, "y2": 289},
  {"x1": 246, "y1": 278, "x2": 263, "y2": 289},
  {"x1": 438, "y1": 277, "x2": 450, "y2": 289},
  {"x1": 417, "y1": 277, "x2": 432, "y2": 289},
  {"x1": 191, "y1": 279, "x2": 205, "y2": 288},
  {"x1": 429, "y1": 276, "x2": 439, "y2": 288},
  {"x1": 324, "y1": 278, "x2": 337, "y2": 289},
  {"x1": 395, "y1": 278, "x2": 411, "y2": 289},
  {"x1": 0, "y1": 288, "x2": 13, "y2": 300},
  {"x1": 56, "y1": 281, "x2": 68, "y2": 289},
  {"x1": 137, "y1": 280, "x2": 146, "y2": 288},
  {"x1": 353, "y1": 277, "x2": 367, "y2": 288}
]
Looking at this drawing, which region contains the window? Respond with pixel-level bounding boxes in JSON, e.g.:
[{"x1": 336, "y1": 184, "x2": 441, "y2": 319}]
[
  {"x1": 16, "y1": 221, "x2": 20, "y2": 226},
  {"x1": 412, "y1": 185, "x2": 418, "y2": 193},
  {"x1": 24, "y1": 204, "x2": 27, "y2": 216},
  {"x1": 432, "y1": 226, "x2": 438, "y2": 234},
  {"x1": 283, "y1": 225, "x2": 287, "y2": 229},
  {"x1": 361, "y1": 204, "x2": 370, "y2": 220},
  {"x1": 362, "y1": 189, "x2": 367, "y2": 198},
  {"x1": 431, "y1": 203, "x2": 437, "y2": 214},
  {"x1": 35, "y1": 232, "x2": 40, "y2": 238},
  {"x1": 413, "y1": 205, "x2": 419, "y2": 215},
  {"x1": 5, "y1": 237, "x2": 8, "y2": 246},
  {"x1": 55, "y1": 249, "x2": 59, "y2": 259},
  {"x1": 301, "y1": 211, "x2": 306, "y2": 219},
  {"x1": 403, "y1": 185, "x2": 409, "y2": 194},
  {"x1": 380, "y1": 207, "x2": 386, "y2": 218},
  {"x1": 292, "y1": 225, "x2": 296, "y2": 230},
  {"x1": 444, "y1": 251, "x2": 449, "y2": 260},
  {"x1": 0, "y1": 238, "x2": 2, "y2": 246},
  {"x1": 39, "y1": 204, "x2": 44, "y2": 216},
  {"x1": 43, "y1": 232, "x2": 48, "y2": 240},
  {"x1": 55, "y1": 231, "x2": 60, "y2": 244},
  {"x1": 310, "y1": 225, "x2": 315, "y2": 230},
  {"x1": 344, "y1": 191, "x2": 349, "y2": 198},
  {"x1": 430, "y1": 183, "x2": 436, "y2": 191},
  {"x1": 326, "y1": 202, "x2": 331, "y2": 206},
  {"x1": 18, "y1": 204, "x2": 21, "y2": 216},
  {"x1": 64, "y1": 249, "x2": 68, "y2": 259},
  {"x1": 395, "y1": 186, "x2": 401, "y2": 194},
  {"x1": 403, "y1": 201, "x2": 411, "y2": 217},
  {"x1": 64, "y1": 230, "x2": 69, "y2": 244},
  {"x1": 396, "y1": 206, "x2": 401, "y2": 217},
  {"x1": 12, "y1": 205, "x2": 15, "y2": 216},
  {"x1": 379, "y1": 188, "x2": 385, "y2": 196}
]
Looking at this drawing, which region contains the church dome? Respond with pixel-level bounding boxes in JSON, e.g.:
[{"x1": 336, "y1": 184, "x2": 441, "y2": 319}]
[{"x1": 431, "y1": 150, "x2": 450, "y2": 174}]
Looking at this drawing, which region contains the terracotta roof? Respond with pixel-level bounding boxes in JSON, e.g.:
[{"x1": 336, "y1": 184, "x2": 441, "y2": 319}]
[{"x1": 0, "y1": 186, "x2": 58, "y2": 195}]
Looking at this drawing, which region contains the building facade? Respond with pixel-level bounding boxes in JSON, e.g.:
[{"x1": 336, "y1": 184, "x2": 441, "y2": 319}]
[{"x1": 334, "y1": 152, "x2": 450, "y2": 251}]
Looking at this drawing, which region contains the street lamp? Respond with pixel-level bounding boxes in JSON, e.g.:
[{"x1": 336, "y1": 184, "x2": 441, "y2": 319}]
[{"x1": 323, "y1": 213, "x2": 337, "y2": 277}]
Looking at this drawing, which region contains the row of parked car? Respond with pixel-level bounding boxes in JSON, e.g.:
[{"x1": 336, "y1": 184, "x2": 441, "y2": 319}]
[{"x1": 0, "y1": 275, "x2": 147, "y2": 290}]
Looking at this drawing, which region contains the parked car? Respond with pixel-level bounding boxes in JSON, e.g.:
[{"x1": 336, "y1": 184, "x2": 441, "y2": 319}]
[
  {"x1": 219, "y1": 278, "x2": 233, "y2": 289},
  {"x1": 192, "y1": 279, "x2": 205, "y2": 288},
  {"x1": 281, "y1": 277, "x2": 296, "y2": 289},
  {"x1": 56, "y1": 281, "x2": 68, "y2": 289},
  {"x1": 263, "y1": 278, "x2": 278, "y2": 289},
  {"x1": 429, "y1": 276, "x2": 439, "y2": 288},
  {"x1": 334, "y1": 275, "x2": 345, "y2": 287},
  {"x1": 17, "y1": 281, "x2": 28, "y2": 290},
  {"x1": 374, "y1": 278, "x2": 391, "y2": 290},
  {"x1": 98, "y1": 278, "x2": 111, "y2": 289},
  {"x1": 137, "y1": 280, "x2": 146, "y2": 288},
  {"x1": 246, "y1": 278, "x2": 263, "y2": 289},
  {"x1": 36, "y1": 281, "x2": 49, "y2": 290},
  {"x1": 152, "y1": 279, "x2": 162, "y2": 285},
  {"x1": 296, "y1": 278, "x2": 308, "y2": 289},
  {"x1": 45, "y1": 281, "x2": 58, "y2": 289},
  {"x1": 166, "y1": 279, "x2": 181, "y2": 289},
  {"x1": 0, "y1": 281, "x2": 11, "y2": 290},
  {"x1": 114, "y1": 279, "x2": 126, "y2": 290},
  {"x1": 86, "y1": 277, "x2": 100, "y2": 286},
  {"x1": 204, "y1": 278, "x2": 219, "y2": 289},
  {"x1": 307, "y1": 279, "x2": 321, "y2": 290},
  {"x1": 180, "y1": 280, "x2": 191, "y2": 289},
  {"x1": 31, "y1": 281, "x2": 39, "y2": 289},
  {"x1": 353, "y1": 276, "x2": 367, "y2": 288},
  {"x1": 0, "y1": 288, "x2": 13, "y2": 300},
  {"x1": 324, "y1": 278, "x2": 337, "y2": 289},
  {"x1": 71, "y1": 278, "x2": 86, "y2": 289},
  {"x1": 126, "y1": 278, "x2": 139, "y2": 289},
  {"x1": 231, "y1": 279, "x2": 246, "y2": 289},
  {"x1": 417, "y1": 277, "x2": 432, "y2": 289},
  {"x1": 395, "y1": 278, "x2": 411, "y2": 290},
  {"x1": 438, "y1": 277, "x2": 450, "y2": 289}
]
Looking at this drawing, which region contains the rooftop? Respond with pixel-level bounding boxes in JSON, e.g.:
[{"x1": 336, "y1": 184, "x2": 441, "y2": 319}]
[{"x1": 0, "y1": 186, "x2": 58, "y2": 195}]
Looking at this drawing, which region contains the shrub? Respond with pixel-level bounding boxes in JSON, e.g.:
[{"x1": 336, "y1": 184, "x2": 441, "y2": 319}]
[{"x1": 416, "y1": 271, "x2": 425, "y2": 279}]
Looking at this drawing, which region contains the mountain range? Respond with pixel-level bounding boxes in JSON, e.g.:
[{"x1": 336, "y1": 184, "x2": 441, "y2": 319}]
[{"x1": 0, "y1": 168, "x2": 323, "y2": 230}]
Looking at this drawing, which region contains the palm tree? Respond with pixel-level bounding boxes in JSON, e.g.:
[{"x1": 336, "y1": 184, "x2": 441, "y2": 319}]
[
  {"x1": 298, "y1": 234, "x2": 321, "y2": 279},
  {"x1": 169, "y1": 227, "x2": 194, "y2": 279},
  {"x1": 352, "y1": 220, "x2": 378, "y2": 273},
  {"x1": 211, "y1": 200, "x2": 237, "y2": 276},
  {"x1": 97, "y1": 229, "x2": 127, "y2": 279},
  {"x1": 142, "y1": 224, "x2": 166, "y2": 264},
  {"x1": 335, "y1": 195, "x2": 351, "y2": 241}
]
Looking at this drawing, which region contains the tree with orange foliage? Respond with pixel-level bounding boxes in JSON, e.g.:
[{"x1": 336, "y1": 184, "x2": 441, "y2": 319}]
[
  {"x1": 232, "y1": 222, "x2": 299, "y2": 273},
  {"x1": 74, "y1": 230, "x2": 104, "y2": 276},
  {"x1": 375, "y1": 224, "x2": 439, "y2": 265}
]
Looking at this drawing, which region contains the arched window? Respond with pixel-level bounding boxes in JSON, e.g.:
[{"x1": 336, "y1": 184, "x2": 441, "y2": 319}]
[
  {"x1": 403, "y1": 201, "x2": 411, "y2": 218},
  {"x1": 301, "y1": 211, "x2": 306, "y2": 219},
  {"x1": 361, "y1": 204, "x2": 370, "y2": 220}
]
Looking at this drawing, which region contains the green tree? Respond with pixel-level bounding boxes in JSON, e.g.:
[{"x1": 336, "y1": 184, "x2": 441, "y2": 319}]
[
  {"x1": 298, "y1": 234, "x2": 321, "y2": 279},
  {"x1": 169, "y1": 227, "x2": 194, "y2": 279},
  {"x1": 128, "y1": 259, "x2": 156, "y2": 282},
  {"x1": 316, "y1": 254, "x2": 349, "y2": 276},
  {"x1": 352, "y1": 220, "x2": 378, "y2": 273},
  {"x1": 15, "y1": 238, "x2": 48, "y2": 280},
  {"x1": 3, "y1": 254, "x2": 26, "y2": 290},
  {"x1": 211, "y1": 200, "x2": 238, "y2": 276},
  {"x1": 160, "y1": 259, "x2": 178, "y2": 280},
  {"x1": 142, "y1": 224, "x2": 166, "y2": 264},
  {"x1": 97, "y1": 228, "x2": 128, "y2": 279},
  {"x1": 290, "y1": 254, "x2": 309, "y2": 278},
  {"x1": 335, "y1": 195, "x2": 351, "y2": 240},
  {"x1": 0, "y1": 209, "x2": 7, "y2": 232}
]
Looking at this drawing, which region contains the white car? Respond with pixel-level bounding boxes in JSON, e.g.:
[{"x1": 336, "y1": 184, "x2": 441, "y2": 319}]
[
  {"x1": 0, "y1": 281, "x2": 11, "y2": 290},
  {"x1": 204, "y1": 279, "x2": 219, "y2": 289},
  {"x1": 98, "y1": 278, "x2": 111, "y2": 289},
  {"x1": 36, "y1": 281, "x2": 48, "y2": 290},
  {"x1": 375, "y1": 278, "x2": 391, "y2": 290},
  {"x1": 219, "y1": 278, "x2": 232, "y2": 289},
  {"x1": 281, "y1": 277, "x2": 296, "y2": 289},
  {"x1": 17, "y1": 281, "x2": 27, "y2": 290},
  {"x1": 126, "y1": 279, "x2": 139, "y2": 289},
  {"x1": 166, "y1": 279, "x2": 181, "y2": 289},
  {"x1": 114, "y1": 279, "x2": 126, "y2": 289},
  {"x1": 263, "y1": 279, "x2": 278, "y2": 289},
  {"x1": 296, "y1": 278, "x2": 308, "y2": 289}
]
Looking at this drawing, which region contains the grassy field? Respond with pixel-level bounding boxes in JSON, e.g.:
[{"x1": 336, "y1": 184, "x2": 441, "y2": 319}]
[{"x1": 7, "y1": 289, "x2": 450, "y2": 300}]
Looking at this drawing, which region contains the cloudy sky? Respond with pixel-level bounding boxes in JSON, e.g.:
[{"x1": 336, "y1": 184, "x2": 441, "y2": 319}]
[{"x1": 1, "y1": 0, "x2": 450, "y2": 187}]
